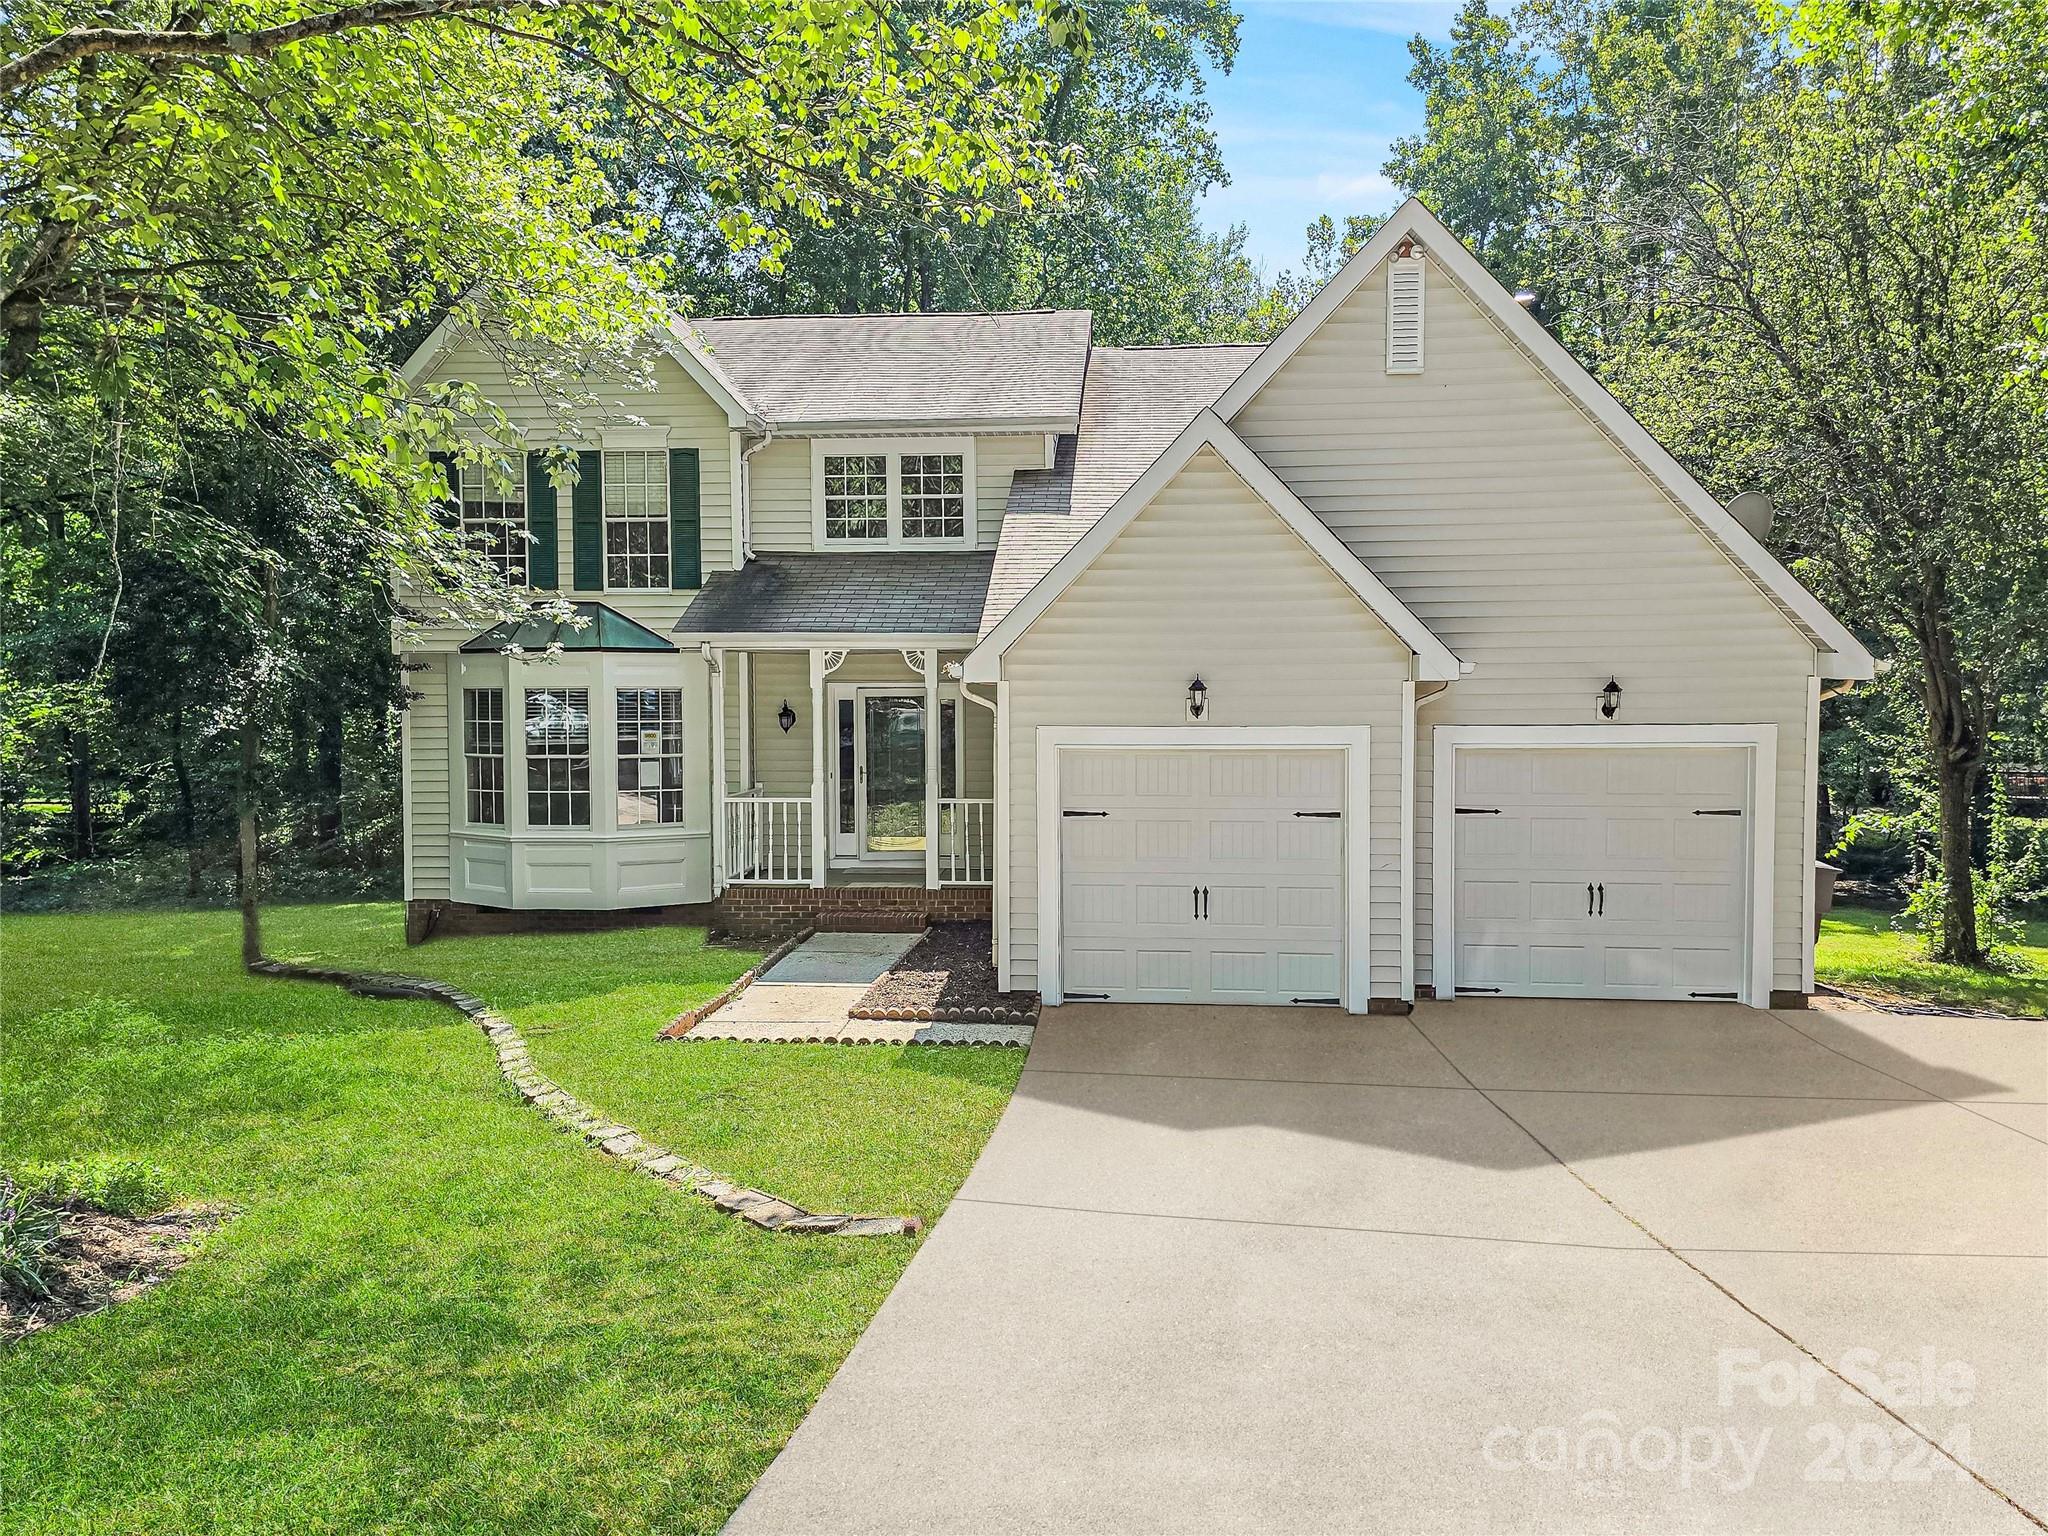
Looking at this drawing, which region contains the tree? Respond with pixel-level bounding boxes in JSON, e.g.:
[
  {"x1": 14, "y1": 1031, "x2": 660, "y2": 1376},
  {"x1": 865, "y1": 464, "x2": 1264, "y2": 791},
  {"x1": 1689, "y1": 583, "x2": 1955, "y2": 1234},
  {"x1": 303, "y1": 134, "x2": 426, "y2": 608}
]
[
  {"x1": 628, "y1": 0, "x2": 1259, "y2": 345},
  {"x1": 3, "y1": 0, "x2": 1088, "y2": 954}
]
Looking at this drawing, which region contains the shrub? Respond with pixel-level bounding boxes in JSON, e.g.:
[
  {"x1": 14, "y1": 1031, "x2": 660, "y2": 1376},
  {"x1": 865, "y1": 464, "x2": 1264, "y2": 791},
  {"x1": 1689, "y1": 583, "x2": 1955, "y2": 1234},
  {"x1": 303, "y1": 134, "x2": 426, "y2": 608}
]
[
  {"x1": 0, "y1": 1176, "x2": 63, "y2": 1301},
  {"x1": 17, "y1": 1156, "x2": 173, "y2": 1218}
]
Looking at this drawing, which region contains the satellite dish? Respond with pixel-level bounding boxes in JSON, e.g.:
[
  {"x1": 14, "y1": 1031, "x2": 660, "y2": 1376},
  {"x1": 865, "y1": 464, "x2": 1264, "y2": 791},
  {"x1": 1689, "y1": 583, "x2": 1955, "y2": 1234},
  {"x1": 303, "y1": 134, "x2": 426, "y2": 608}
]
[{"x1": 1727, "y1": 490, "x2": 1775, "y2": 542}]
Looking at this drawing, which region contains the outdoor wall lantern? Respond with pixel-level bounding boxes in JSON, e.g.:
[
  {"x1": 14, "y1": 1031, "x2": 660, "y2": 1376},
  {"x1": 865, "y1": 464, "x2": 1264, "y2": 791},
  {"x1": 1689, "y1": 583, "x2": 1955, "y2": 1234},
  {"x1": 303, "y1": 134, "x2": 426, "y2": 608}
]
[
  {"x1": 1186, "y1": 675, "x2": 1209, "y2": 722},
  {"x1": 1598, "y1": 677, "x2": 1623, "y2": 719},
  {"x1": 778, "y1": 700, "x2": 797, "y2": 733}
]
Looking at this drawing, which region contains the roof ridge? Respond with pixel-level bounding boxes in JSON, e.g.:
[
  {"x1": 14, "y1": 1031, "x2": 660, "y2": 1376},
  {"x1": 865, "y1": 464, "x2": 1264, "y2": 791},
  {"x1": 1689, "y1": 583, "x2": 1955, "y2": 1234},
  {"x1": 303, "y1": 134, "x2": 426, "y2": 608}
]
[{"x1": 1096, "y1": 342, "x2": 1266, "y2": 353}]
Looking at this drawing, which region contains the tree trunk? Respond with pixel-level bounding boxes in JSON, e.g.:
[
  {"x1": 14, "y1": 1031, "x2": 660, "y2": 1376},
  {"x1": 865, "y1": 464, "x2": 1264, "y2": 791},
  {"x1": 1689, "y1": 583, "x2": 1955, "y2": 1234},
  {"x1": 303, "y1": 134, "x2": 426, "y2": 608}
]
[
  {"x1": 1915, "y1": 578, "x2": 1988, "y2": 967},
  {"x1": 239, "y1": 565, "x2": 279, "y2": 970},
  {"x1": 316, "y1": 702, "x2": 344, "y2": 846},
  {"x1": 1932, "y1": 751, "x2": 1984, "y2": 965},
  {"x1": 61, "y1": 724, "x2": 93, "y2": 858},
  {"x1": 239, "y1": 710, "x2": 262, "y2": 968},
  {"x1": 172, "y1": 704, "x2": 202, "y2": 896}
]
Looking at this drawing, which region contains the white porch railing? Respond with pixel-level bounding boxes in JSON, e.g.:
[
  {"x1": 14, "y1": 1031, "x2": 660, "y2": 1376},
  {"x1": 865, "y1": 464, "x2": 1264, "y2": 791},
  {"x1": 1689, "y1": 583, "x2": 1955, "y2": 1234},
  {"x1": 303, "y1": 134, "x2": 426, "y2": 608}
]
[
  {"x1": 937, "y1": 798, "x2": 995, "y2": 885},
  {"x1": 724, "y1": 795, "x2": 812, "y2": 885}
]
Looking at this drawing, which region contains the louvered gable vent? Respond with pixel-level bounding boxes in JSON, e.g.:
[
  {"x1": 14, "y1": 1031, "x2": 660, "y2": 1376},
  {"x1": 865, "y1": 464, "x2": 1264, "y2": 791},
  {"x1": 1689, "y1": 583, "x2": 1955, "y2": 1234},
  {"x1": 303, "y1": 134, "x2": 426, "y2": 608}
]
[{"x1": 1386, "y1": 256, "x2": 1425, "y2": 374}]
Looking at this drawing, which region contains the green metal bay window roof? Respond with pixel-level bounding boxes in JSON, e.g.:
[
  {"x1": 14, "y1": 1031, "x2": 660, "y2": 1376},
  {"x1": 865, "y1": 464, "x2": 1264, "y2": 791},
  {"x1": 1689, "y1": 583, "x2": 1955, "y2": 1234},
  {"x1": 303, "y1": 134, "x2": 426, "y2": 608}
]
[{"x1": 459, "y1": 601, "x2": 676, "y2": 654}]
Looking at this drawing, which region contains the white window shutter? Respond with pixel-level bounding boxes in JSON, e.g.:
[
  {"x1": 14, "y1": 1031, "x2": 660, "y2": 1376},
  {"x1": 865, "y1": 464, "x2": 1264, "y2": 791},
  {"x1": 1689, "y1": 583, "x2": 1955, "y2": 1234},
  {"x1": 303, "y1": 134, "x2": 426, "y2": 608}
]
[{"x1": 1387, "y1": 258, "x2": 1425, "y2": 374}]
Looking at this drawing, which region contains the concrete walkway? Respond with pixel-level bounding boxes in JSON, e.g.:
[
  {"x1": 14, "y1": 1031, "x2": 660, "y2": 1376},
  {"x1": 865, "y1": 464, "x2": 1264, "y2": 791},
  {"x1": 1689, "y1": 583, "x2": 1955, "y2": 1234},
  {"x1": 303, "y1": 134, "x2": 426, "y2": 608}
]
[
  {"x1": 725, "y1": 997, "x2": 2047, "y2": 1534},
  {"x1": 688, "y1": 931, "x2": 1033, "y2": 1046}
]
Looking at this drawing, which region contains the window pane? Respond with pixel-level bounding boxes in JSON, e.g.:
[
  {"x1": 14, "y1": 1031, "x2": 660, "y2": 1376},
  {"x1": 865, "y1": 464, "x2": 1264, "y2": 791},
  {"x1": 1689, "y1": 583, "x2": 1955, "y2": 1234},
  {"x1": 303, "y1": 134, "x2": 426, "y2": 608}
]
[
  {"x1": 616, "y1": 687, "x2": 685, "y2": 826},
  {"x1": 822, "y1": 453, "x2": 888, "y2": 541},
  {"x1": 463, "y1": 687, "x2": 505, "y2": 824},
  {"x1": 902, "y1": 452, "x2": 966, "y2": 541},
  {"x1": 601, "y1": 448, "x2": 670, "y2": 589},
  {"x1": 525, "y1": 688, "x2": 590, "y2": 826},
  {"x1": 459, "y1": 462, "x2": 529, "y2": 585}
]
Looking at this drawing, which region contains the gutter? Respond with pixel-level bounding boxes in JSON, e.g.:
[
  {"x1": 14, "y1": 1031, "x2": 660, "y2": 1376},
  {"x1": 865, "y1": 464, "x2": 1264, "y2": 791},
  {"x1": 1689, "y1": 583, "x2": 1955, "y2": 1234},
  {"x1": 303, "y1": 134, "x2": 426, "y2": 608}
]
[{"x1": 737, "y1": 417, "x2": 776, "y2": 562}]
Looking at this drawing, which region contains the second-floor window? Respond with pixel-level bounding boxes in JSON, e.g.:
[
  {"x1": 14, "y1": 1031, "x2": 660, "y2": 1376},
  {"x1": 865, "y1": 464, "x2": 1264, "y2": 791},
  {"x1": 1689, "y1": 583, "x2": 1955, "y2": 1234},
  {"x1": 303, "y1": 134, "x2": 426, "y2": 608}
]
[
  {"x1": 815, "y1": 441, "x2": 974, "y2": 548},
  {"x1": 603, "y1": 449, "x2": 669, "y2": 589},
  {"x1": 460, "y1": 462, "x2": 527, "y2": 585}
]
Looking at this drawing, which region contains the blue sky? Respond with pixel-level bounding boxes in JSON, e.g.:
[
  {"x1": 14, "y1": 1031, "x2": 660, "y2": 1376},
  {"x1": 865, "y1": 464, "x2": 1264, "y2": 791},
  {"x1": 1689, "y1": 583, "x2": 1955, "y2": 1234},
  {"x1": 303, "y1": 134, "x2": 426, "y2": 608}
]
[{"x1": 1199, "y1": 2, "x2": 1462, "y2": 275}]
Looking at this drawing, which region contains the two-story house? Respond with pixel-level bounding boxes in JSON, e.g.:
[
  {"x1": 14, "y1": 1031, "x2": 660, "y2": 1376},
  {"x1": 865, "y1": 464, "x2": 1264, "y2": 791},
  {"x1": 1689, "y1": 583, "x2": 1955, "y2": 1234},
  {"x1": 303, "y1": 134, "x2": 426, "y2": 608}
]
[{"x1": 395, "y1": 198, "x2": 1873, "y2": 1014}]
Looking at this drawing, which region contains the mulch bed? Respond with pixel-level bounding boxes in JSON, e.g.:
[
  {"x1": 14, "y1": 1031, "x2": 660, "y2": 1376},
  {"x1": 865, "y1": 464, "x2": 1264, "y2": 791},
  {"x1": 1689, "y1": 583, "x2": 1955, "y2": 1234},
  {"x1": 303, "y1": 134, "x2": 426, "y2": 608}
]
[
  {"x1": 2, "y1": 1207, "x2": 227, "y2": 1344},
  {"x1": 851, "y1": 921, "x2": 1039, "y2": 1025}
]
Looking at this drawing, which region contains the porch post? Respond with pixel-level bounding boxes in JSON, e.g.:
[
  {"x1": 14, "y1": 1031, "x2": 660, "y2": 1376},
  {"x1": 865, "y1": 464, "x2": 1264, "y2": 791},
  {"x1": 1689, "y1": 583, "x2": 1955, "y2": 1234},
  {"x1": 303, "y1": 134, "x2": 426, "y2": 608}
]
[
  {"x1": 709, "y1": 646, "x2": 727, "y2": 893},
  {"x1": 736, "y1": 652, "x2": 753, "y2": 790},
  {"x1": 924, "y1": 647, "x2": 940, "y2": 889},
  {"x1": 809, "y1": 647, "x2": 827, "y2": 887}
]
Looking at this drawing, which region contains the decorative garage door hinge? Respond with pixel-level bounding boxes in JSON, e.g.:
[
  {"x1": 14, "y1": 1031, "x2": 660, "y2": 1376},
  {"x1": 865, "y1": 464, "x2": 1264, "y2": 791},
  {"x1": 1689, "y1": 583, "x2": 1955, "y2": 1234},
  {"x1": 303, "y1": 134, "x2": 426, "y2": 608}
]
[
  {"x1": 1062, "y1": 809, "x2": 1110, "y2": 818},
  {"x1": 1693, "y1": 808, "x2": 1743, "y2": 816},
  {"x1": 1690, "y1": 990, "x2": 1739, "y2": 999},
  {"x1": 1064, "y1": 991, "x2": 1110, "y2": 1001},
  {"x1": 1294, "y1": 810, "x2": 1341, "y2": 819},
  {"x1": 1291, "y1": 996, "x2": 1340, "y2": 1005},
  {"x1": 1454, "y1": 806, "x2": 1502, "y2": 815},
  {"x1": 1455, "y1": 985, "x2": 1503, "y2": 994}
]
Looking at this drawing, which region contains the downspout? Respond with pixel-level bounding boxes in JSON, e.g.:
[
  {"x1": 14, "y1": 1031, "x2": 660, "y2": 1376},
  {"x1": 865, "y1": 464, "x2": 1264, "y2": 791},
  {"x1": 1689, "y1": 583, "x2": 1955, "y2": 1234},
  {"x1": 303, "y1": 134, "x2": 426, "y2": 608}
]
[
  {"x1": 738, "y1": 417, "x2": 776, "y2": 563},
  {"x1": 1404, "y1": 675, "x2": 1456, "y2": 1004}
]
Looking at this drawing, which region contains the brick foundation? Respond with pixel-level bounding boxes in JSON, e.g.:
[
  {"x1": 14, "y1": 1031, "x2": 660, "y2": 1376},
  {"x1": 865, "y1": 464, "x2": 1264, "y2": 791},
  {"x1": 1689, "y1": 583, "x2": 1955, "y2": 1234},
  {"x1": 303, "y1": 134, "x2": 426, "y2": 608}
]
[{"x1": 406, "y1": 883, "x2": 992, "y2": 945}]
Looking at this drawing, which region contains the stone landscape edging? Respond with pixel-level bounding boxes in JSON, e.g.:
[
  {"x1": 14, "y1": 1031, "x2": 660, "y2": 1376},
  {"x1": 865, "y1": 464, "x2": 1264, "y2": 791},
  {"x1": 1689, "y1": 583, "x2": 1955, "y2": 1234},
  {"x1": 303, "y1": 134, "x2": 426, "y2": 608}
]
[
  {"x1": 846, "y1": 1000, "x2": 1041, "y2": 1027},
  {"x1": 249, "y1": 958, "x2": 921, "y2": 1238},
  {"x1": 658, "y1": 926, "x2": 816, "y2": 1040}
]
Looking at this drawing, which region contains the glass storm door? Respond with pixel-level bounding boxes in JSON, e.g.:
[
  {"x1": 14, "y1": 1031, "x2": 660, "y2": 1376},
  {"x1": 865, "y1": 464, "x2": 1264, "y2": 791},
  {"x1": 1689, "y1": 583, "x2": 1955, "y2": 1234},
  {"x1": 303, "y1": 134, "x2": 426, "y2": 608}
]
[{"x1": 861, "y1": 695, "x2": 926, "y2": 858}]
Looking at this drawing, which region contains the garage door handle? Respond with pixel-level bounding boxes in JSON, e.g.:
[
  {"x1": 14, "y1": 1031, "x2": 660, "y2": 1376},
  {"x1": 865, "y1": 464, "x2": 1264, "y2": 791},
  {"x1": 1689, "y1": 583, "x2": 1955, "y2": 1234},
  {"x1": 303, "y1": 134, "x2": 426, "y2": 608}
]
[
  {"x1": 1192, "y1": 886, "x2": 1200, "y2": 919},
  {"x1": 1201, "y1": 885, "x2": 1210, "y2": 919},
  {"x1": 1587, "y1": 882, "x2": 1595, "y2": 916},
  {"x1": 1597, "y1": 882, "x2": 1604, "y2": 915}
]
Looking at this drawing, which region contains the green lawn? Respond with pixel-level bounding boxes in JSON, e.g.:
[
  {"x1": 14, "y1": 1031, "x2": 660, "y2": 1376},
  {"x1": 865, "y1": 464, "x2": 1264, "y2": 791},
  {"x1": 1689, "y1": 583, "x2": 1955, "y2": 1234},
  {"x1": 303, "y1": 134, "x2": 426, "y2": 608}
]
[
  {"x1": 1815, "y1": 902, "x2": 2048, "y2": 1017},
  {"x1": 0, "y1": 903, "x2": 1023, "y2": 1534}
]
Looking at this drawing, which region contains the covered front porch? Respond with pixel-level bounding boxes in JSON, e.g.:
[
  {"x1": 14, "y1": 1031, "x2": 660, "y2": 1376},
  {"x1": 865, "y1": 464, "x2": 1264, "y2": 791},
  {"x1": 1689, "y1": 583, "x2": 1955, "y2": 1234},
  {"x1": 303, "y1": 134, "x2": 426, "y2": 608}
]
[{"x1": 704, "y1": 641, "x2": 996, "y2": 892}]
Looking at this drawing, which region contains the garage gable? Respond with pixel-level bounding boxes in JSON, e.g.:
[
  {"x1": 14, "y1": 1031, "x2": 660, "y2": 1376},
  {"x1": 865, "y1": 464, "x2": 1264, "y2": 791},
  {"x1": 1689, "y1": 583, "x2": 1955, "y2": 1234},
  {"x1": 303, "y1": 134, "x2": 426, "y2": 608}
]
[
  {"x1": 1215, "y1": 201, "x2": 1870, "y2": 679},
  {"x1": 967, "y1": 412, "x2": 1460, "y2": 683}
]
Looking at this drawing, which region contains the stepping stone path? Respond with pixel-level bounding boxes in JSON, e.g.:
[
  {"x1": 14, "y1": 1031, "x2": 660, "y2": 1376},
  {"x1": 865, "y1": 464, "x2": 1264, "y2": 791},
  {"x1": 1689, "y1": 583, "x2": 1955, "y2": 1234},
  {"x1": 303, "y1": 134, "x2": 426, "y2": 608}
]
[
  {"x1": 682, "y1": 931, "x2": 1034, "y2": 1046},
  {"x1": 249, "y1": 958, "x2": 920, "y2": 1237}
]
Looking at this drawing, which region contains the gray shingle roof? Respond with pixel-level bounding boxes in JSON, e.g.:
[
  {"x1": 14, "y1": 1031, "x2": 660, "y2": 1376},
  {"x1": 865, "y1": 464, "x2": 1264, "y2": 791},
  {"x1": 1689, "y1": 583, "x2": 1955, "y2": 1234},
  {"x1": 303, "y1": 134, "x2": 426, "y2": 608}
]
[
  {"x1": 980, "y1": 344, "x2": 1262, "y2": 634},
  {"x1": 686, "y1": 310, "x2": 1091, "y2": 428},
  {"x1": 675, "y1": 553, "x2": 996, "y2": 637}
]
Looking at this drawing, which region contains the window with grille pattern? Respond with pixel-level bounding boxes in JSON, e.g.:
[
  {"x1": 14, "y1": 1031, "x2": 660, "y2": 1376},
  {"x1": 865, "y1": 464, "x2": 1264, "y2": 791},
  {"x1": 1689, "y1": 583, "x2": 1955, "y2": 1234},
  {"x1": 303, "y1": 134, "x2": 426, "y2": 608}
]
[
  {"x1": 602, "y1": 449, "x2": 670, "y2": 589},
  {"x1": 459, "y1": 462, "x2": 527, "y2": 584},
  {"x1": 524, "y1": 687, "x2": 590, "y2": 826},
  {"x1": 463, "y1": 688, "x2": 505, "y2": 825},
  {"x1": 616, "y1": 688, "x2": 685, "y2": 826},
  {"x1": 822, "y1": 453, "x2": 888, "y2": 541},
  {"x1": 901, "y1": 453, "x2": 966, "y2": 540}
]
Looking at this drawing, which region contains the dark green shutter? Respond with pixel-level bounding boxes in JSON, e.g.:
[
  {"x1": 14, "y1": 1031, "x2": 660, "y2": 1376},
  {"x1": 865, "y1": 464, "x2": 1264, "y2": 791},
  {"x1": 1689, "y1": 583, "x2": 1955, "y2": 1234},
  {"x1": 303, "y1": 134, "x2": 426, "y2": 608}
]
[
  {"x1": 525, "y1": 450, "x2": 558, "y2": 590},
  {"x1": 571, "y1": 449, "x2": 603, "y2": 591},
  {"x1": 668, "y1": 447, "x2": 701, "y2": 590},
  {"x1": 427, "y1": 451, "x2": 460, "y2": 529}
]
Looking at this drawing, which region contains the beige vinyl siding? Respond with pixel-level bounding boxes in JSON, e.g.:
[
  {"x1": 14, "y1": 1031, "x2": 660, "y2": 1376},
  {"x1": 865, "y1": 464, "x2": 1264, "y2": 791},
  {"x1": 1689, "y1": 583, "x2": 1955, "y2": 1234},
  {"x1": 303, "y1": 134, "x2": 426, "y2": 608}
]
[
  {"x1": 1003, "y1": 446, "x2": 1412, "y2": 998},
  {"x1": 749, "y1": 433, "x2": 1045, "y2": 552},
  {"x1": 732, "y1": 648, "x2": 988, "y2": 798},
  {"x1": 404, "y1": 654, "x2": 452, "y2": 899},
  {"x1": 403, "y1": 337, "x2": 734, "y2": 646},
  {"x1": 1231, "y1": 260, "x2": 1818, "y2": 994}
]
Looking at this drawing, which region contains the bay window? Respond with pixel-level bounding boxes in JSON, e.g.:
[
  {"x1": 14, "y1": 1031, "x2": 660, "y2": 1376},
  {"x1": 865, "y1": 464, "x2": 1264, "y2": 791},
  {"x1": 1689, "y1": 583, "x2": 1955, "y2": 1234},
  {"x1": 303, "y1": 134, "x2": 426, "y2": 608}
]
[
  {"x1": 616, "y1": 688, "x2": 685, "y2": 826},
  {"x1": 463, "y1": 688, "x2": 505, "y2": 825},
  {"x1": 524, "y1": 687, "x2": 591, "y2": 826}
]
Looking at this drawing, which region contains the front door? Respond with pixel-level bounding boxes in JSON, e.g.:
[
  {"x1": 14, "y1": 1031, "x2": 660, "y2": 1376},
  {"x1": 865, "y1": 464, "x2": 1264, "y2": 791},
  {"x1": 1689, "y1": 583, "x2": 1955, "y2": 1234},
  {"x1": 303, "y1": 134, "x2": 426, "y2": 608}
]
[{"x1": 830, "y1": 688, "x2": 927, "y2": 863}]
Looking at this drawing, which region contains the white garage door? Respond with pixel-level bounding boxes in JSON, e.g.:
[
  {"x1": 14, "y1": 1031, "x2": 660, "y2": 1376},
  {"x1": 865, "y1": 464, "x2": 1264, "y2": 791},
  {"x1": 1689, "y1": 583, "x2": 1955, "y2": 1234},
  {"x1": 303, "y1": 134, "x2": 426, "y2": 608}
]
[
  {"x1": 1451, "y1": 747, "x2": 1751, "y2": 1001},
  {"x1": 1060, "y1": 749, "x2": 1346, "y2": 1006}
]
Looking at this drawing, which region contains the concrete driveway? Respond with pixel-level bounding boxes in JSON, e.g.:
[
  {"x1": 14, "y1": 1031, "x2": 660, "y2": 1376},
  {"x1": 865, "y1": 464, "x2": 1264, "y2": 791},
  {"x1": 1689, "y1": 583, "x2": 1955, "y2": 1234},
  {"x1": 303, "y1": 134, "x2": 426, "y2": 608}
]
[{"x1": 726, "y1": 998, "x2": 2047, "y2": 1535}]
